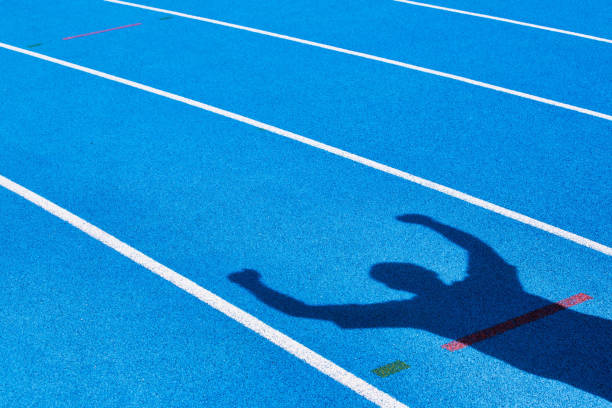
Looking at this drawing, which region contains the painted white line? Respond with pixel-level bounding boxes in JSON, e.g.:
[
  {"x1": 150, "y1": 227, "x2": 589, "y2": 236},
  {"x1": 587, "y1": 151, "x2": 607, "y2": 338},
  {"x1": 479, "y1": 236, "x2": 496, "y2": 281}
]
[
  {"x1": 0, "y1": 174, "x2": 407, "y2": 408},
  {"x1": 103, "y1": 0, "x2": 612, "y2": 122},
  {"x1": 394, "y1": 0, "x2": 612, "y2": 44},
  {"x1": 1, "y1": 42, "x2": 611, "y2": 258}
]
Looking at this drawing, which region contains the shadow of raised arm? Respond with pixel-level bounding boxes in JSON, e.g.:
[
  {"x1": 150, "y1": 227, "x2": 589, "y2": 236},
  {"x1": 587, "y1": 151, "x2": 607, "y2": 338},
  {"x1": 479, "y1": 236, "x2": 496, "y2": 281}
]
[
  {"x1": 229, "y1": 269, "x2": 413, "y2": 329},
  {"x1": 397, "y1": 214, "x2": 517, "y2": 284},
  {"x1": 229, "y1": 269, "x2": 323, "y2": 318}
]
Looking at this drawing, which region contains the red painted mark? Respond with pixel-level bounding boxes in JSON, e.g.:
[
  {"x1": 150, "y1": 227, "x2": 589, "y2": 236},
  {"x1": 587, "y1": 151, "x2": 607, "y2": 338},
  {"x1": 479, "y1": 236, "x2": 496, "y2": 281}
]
[
  {"x1": 62, "y1": 23, "x2": 142, "y2": 40},
  {"x1": 442, "y1": 293, "x2": 592, "y2": 351}
]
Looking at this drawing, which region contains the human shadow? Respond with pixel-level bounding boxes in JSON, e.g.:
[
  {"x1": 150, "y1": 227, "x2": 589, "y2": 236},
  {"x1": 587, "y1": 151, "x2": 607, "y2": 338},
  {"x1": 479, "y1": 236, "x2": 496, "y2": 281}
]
[{"x1": 229, "y1": 215, "x2": 611, "y2": 401}]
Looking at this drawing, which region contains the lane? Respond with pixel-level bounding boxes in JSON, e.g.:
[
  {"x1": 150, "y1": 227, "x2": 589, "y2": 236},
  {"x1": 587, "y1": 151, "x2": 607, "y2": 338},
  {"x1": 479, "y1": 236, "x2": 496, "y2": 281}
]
[
  {"x1": 1, "y1": 45, "x2": 611, "y2": 407},
  {"x1": 2, "y1": 10, "x2": 610, "y2": 246},
  {"x1": 102, "y1": 0, "x2": 611, "y2": 122},
  {"x1": 393, "y1": 0, "x2": 612, "y2": 43},
  {"x1": 398, "y1": 0, "x2": 612, "y2": 39},
  {"x1": 0, "y1": 189, "x2": 373, "y2": 408},
  {"x1": 97, "y1": 0, "x2": 612, "y2": 113},
  {"x1": 1, "y1": 0, "x2": 611, "y2": 114}
]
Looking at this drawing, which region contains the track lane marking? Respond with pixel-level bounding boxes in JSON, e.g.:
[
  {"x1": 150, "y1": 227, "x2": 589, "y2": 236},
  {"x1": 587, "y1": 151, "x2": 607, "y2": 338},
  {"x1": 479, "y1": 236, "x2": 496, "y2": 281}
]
[
  {"x1": 394, "y1": 0, "x2": 612, "y2": 44},
  {"x1": 1, "y1": 41, "x2": 611, "y2": 257},
  {"x1": 103, "y1": 0, "x2": 612, "y2": 122},
  {"x1": 0, "y1": 174, "x2": 408, "y2": 408},
  {"x1": 63, "y1": 23, "x2": 142, "y2": 40},
  {"x1": 442, "y1": 293, "x2": 593, "y2": 351}
]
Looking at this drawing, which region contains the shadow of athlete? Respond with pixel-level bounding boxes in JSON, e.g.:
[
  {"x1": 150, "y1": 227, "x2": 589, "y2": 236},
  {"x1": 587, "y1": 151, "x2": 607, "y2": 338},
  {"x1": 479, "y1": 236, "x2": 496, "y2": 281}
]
[{"x1": 229, "y1": 215, "x2": 611, "y2": 401}]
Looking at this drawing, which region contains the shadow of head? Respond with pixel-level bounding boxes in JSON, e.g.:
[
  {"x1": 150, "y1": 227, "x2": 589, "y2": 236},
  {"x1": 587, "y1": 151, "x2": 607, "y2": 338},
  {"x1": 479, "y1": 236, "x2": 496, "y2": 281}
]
[
  {"x1": 370, "y1": 262, "x2": 447, "y2": 295},
  {"x1": 396, "y1": 213, "x2": 435, "y2": 226}
]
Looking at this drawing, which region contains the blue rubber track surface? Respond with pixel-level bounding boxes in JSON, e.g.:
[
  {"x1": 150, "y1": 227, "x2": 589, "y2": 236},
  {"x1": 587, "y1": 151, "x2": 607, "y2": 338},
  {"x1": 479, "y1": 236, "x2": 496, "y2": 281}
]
[{"x1": 0, "y1": 1, "x2": 610, "y2": 407}]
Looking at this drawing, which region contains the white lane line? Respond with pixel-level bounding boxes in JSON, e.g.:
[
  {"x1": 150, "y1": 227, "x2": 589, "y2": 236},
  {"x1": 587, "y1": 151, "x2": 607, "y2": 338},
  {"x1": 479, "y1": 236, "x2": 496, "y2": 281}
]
[
  {"x1": 0, "y1": 174, "x2": 407, "y2": 408},
  {"x1": 394, "y1": 0, "x2": 612, "y2": 44},
  {"x1": 103, "y1": 0, "x2": 612, "y2": 122},
  {"x1": 1, "y1": 42, "x2": 611, "y2": 258}
]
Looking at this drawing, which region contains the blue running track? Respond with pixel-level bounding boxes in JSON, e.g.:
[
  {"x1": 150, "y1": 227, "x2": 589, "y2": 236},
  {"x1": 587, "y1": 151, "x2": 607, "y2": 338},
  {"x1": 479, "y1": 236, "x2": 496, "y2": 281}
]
[{"x1": 1, "y1": 0, "x2": 610, "y2": 407}]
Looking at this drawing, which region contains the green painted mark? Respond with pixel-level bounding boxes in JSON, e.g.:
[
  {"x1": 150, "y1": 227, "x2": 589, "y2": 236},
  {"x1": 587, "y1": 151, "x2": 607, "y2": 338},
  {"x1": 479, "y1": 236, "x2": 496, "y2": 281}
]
[
  {"x1": 372, "y1": 360, "x2": 410, "y2": 378},
  {"x1": 27, "y1": 43, "x2": 42, "y2": 48},
  {"x1": 159, "y1": 16, "x2": 173, "y2": 20}
]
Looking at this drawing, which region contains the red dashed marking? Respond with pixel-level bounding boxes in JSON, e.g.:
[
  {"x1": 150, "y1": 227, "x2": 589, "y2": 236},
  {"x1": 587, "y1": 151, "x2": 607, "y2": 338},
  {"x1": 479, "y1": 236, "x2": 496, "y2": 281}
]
[{"x1": 63, "y1": 23, "x2": 142, "y2": 40}]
